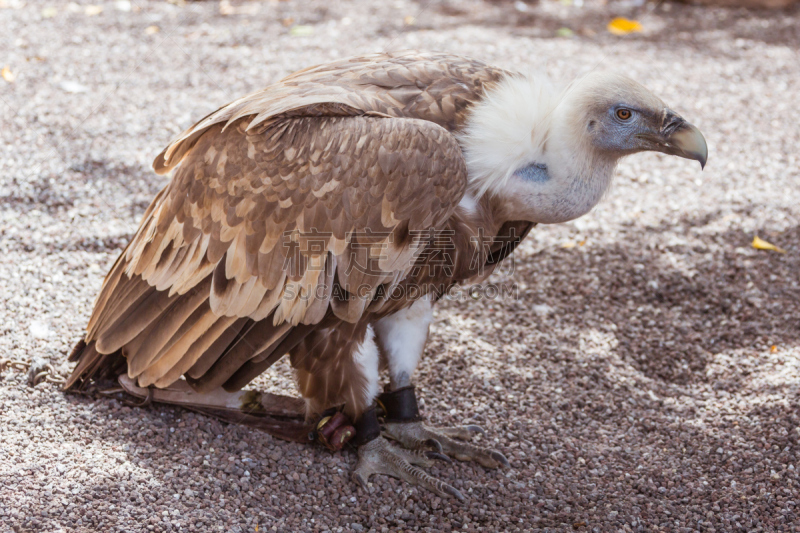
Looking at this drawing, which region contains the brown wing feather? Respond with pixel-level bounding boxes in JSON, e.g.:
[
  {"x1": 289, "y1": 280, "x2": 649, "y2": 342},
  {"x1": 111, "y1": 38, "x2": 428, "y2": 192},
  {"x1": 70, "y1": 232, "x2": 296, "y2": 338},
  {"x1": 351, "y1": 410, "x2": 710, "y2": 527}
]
[
  {"x1": 153, "y1": 51, "x2": 505, "y2": 174},
  {"x1": 67, "y1": 72, "x2": 477, "y2": 392}
]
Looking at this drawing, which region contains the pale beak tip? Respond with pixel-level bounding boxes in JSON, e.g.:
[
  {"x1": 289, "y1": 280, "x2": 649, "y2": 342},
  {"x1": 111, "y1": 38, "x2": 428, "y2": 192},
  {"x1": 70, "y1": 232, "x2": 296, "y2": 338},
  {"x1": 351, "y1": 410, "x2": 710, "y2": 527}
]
[{"x1": 667, "y1": 121, "x2": 708, "y2": 172}]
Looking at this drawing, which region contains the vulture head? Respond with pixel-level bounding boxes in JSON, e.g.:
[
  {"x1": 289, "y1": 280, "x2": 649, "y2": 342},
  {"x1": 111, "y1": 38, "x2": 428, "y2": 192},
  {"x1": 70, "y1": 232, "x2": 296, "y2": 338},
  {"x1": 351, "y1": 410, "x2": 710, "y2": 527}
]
[
  {"x1": 461, "y1": 71, "x2": 708, "y2": 225},
  {"x1": 568, "y1": 72, "x2": 708, "y2": 165}
]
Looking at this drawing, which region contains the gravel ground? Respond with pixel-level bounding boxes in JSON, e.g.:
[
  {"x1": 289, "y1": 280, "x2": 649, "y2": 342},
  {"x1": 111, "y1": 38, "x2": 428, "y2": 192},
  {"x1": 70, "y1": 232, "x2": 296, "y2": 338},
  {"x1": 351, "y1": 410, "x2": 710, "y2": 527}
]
[{"x1": 2, "y1": 0, "x2": 800, "y2": 531}]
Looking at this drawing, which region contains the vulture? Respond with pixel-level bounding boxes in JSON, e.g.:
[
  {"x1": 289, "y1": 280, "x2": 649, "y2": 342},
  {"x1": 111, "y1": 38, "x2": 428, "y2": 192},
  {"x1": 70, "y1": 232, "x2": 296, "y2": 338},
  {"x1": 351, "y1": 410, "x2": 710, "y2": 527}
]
[{"x1": 65, "y1": 51, "x2": 707, "y2": 500}]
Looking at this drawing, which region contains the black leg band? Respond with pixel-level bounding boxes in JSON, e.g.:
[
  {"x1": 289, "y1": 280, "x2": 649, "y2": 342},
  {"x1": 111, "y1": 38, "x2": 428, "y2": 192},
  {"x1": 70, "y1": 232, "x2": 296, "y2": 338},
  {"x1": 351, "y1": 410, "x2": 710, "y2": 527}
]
[
  {"x1": 353, "y1": 406, "x2": 382, "y2": 446},
  {"x1": 377, "y1": 385, "x2": 423, "y2": 423}
]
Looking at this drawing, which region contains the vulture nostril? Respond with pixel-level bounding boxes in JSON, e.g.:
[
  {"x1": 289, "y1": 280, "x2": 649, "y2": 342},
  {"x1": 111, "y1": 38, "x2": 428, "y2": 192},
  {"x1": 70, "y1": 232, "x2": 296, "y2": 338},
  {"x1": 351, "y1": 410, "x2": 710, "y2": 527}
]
[{"x1": 663, "y1": 115, "x2": 685, "y2": 136}]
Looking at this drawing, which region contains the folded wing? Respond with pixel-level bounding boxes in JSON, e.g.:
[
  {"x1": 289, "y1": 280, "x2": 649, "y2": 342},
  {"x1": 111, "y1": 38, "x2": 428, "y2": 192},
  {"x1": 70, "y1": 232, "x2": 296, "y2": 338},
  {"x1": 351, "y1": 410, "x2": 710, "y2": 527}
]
[{"x1": 69, "y1": 114, "x2": 467, "y2": 392}]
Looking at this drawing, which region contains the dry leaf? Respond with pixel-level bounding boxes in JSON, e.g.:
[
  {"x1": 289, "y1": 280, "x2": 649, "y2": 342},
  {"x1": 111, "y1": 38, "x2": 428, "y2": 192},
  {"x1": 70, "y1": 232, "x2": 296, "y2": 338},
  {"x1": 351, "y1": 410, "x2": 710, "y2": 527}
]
[
  {"x1": 607, "y1": 17, "x2": 642, "y2": 36},
  {"x1": 403, "y1": 16, "x2": 416, "y2": 26},
  {"x1": 770, "y1": 345, "x2": 778, "y2": 353},
  {"x1": 41, "y1": 6, "x2": 58, "y2": 18},
  {"x1": 752, "y1": 236, "x2": 786, "y2": 253},
  {"x1": 85, "y1": 5, "x2": 103, "y2": 16},
  {"x1": 561, "y1": 241, "x2": 576, "y2": 249},
  {"x1": 1, "y1": 66, "x2": 14, "y2": 83},
  {"x1": 145, "y1": 25, "x2": 160, "y2": 35},
  {"x1": 281, "y1": 17, "x2": 294, "y2": 27}
]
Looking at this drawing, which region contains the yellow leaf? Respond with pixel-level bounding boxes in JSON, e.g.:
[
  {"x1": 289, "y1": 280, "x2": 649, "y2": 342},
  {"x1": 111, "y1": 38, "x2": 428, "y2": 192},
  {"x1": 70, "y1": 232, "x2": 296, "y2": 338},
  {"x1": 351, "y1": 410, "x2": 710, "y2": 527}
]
[
  {"x1": 607, "y1": 17, "x2": 642, "y2": 36},
  {"x1": 290, "y1": 25, "x2": 314, "y2": 37},
  {"x1": 770, "y1": 345, "x2": 778, "y2": 353},
  {"x1": 752, "y1": 236, "x2": 786, "y2": 253},
  {"x1": 85, "y1": 5, "x2": 103, "y2": 16},
  {"x1": 145, "y1": 25, "x2": 160, "y2": 35},
  {"x1": 1, "y1": 66, "x2": 14, "y2": 83},
  {"x1": 403, "y1": 15, "x2": 416, "y2": 26},
  {"x1": 561, "y1": 241, "x2": 576, "y2": 249}
]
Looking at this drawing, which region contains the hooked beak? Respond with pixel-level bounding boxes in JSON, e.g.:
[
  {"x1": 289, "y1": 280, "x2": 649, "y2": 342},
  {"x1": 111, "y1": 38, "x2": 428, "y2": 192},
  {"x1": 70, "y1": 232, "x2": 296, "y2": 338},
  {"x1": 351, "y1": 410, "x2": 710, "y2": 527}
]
[{"x1": 658, "y1": 112, "x2": 708, "y2": 169}]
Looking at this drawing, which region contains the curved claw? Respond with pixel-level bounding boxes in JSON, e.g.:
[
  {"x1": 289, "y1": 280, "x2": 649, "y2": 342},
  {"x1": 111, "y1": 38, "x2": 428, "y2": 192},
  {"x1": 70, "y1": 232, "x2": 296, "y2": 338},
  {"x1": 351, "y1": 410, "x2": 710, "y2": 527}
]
[
  {"x1": 465, "y1": 424, "x2": 486, "y2": 436},
  {"x1": 352, "y1": 471, "x2": 369, "y2": 490},
  {"x1": 425, "y1": 451, "x2": 452, "y2": 463},
  {"x1": 425, "y1": 437, "x2": 444, "y2": 454},
  {"x1": 444, "y1": 485, "x2": 466, "y2": 502},
  {"x1": 491, "y1": 450, "x2": 510, "y2": 468}
]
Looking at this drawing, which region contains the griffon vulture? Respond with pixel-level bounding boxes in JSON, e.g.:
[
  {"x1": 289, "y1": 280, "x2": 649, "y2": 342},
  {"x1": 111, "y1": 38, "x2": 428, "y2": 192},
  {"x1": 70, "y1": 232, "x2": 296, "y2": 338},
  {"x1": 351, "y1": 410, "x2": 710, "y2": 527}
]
[{"x1": 66, "y1": 51, "x2": 708, "y2": 500}]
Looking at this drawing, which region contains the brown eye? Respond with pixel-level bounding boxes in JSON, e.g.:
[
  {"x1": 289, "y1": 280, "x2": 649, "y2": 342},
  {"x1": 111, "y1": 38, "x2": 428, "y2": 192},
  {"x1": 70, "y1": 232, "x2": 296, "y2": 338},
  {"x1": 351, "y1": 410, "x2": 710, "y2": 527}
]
[{"x1": 616, "y1": 108, "x2": 632, "y2": 120}]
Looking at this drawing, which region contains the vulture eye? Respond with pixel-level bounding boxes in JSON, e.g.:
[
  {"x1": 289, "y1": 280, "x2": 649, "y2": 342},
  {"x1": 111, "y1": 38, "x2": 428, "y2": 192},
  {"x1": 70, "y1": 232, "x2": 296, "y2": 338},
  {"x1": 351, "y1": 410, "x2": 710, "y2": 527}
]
[{"x1": 616, "y1": 108, "x2": 632, "y2": 121}]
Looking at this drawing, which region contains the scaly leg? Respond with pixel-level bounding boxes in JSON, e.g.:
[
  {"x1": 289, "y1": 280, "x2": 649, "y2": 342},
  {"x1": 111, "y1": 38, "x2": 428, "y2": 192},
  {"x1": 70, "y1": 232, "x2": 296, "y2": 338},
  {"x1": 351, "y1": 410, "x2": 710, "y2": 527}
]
[
  {"x1": 352, "y1": 407, "x2": 464, "y2": 500},
  {"x1": 372, "y1": 298, "x2": 509, "y2": 470},
  {"x1": 383, "y1": 422, "x2": 508, "y2": 468},
  {"x1": 295, "y1": 319, "x2": 466, "y2": 500},
  {"x1": 378, "y1": 386, "x2": 509, "y2": 469}
]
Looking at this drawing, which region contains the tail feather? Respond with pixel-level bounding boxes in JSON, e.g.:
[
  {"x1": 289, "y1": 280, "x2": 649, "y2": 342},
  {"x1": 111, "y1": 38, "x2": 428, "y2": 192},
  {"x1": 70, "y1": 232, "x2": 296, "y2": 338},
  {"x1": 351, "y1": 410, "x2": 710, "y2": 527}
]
[{"x1": 64, "y1": 340, "x2": 125, "y2": 390}]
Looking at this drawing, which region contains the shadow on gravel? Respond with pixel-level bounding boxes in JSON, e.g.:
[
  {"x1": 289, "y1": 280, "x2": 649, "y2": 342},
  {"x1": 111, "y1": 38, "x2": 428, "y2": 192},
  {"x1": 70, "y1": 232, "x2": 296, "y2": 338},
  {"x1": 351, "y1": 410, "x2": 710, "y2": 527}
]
[
  {"x1": 65, "y1": 208, "x2": 800, "y2": 419},
  {"x1": 49, "y1": 208, "x2": 800, "y2": 531},
  {"x1": 0, "y1": 158, "x2": 158, "y2": 216},
  {"x1": 512, "y1": 211, "x2": 799, "y2": 387}
]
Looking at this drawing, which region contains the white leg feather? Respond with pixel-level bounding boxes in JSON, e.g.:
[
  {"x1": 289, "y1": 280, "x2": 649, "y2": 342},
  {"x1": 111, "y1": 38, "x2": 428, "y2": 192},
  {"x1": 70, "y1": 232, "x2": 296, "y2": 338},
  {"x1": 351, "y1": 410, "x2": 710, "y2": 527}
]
[
  {"x1": 374, "y1": 296, "x2": 434, "y2": 390},
  {"x1": 353, "y1": 325, "x2": 380, "y2": 408}
]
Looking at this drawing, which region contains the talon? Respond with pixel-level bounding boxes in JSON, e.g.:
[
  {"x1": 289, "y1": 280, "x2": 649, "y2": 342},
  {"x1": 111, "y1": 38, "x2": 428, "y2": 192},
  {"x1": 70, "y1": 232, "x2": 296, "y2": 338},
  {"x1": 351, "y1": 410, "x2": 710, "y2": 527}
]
[
  {"x1": 444, "y1": 485, "x2": 466, "y2": 502},
  {"x1": 425, "y1": 438, "x2": 443, "y2": 454},
  {"x1": 425, "y1": 451, "x2": 451, "y2": 463},
  {"x1": 465, "y1": 424, "x2": 485, "y2": 436},
  {"x1": 352, "y1": 471, "x2": 369, "y2": 489},
  {"x1": 491, "y1": 451, "x2": 510, "y2": 468}
]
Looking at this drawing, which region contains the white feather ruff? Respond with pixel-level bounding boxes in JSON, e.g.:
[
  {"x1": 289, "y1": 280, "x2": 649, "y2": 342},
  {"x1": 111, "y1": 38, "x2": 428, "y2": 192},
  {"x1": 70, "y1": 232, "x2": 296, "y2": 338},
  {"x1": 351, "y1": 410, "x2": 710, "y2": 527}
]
[
  {"x1": 458, "y1": 73, "x2": 562, "y2": 198},
  {"x1": 458, "y1": 72, "x2": 622, "y2": 224}
]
